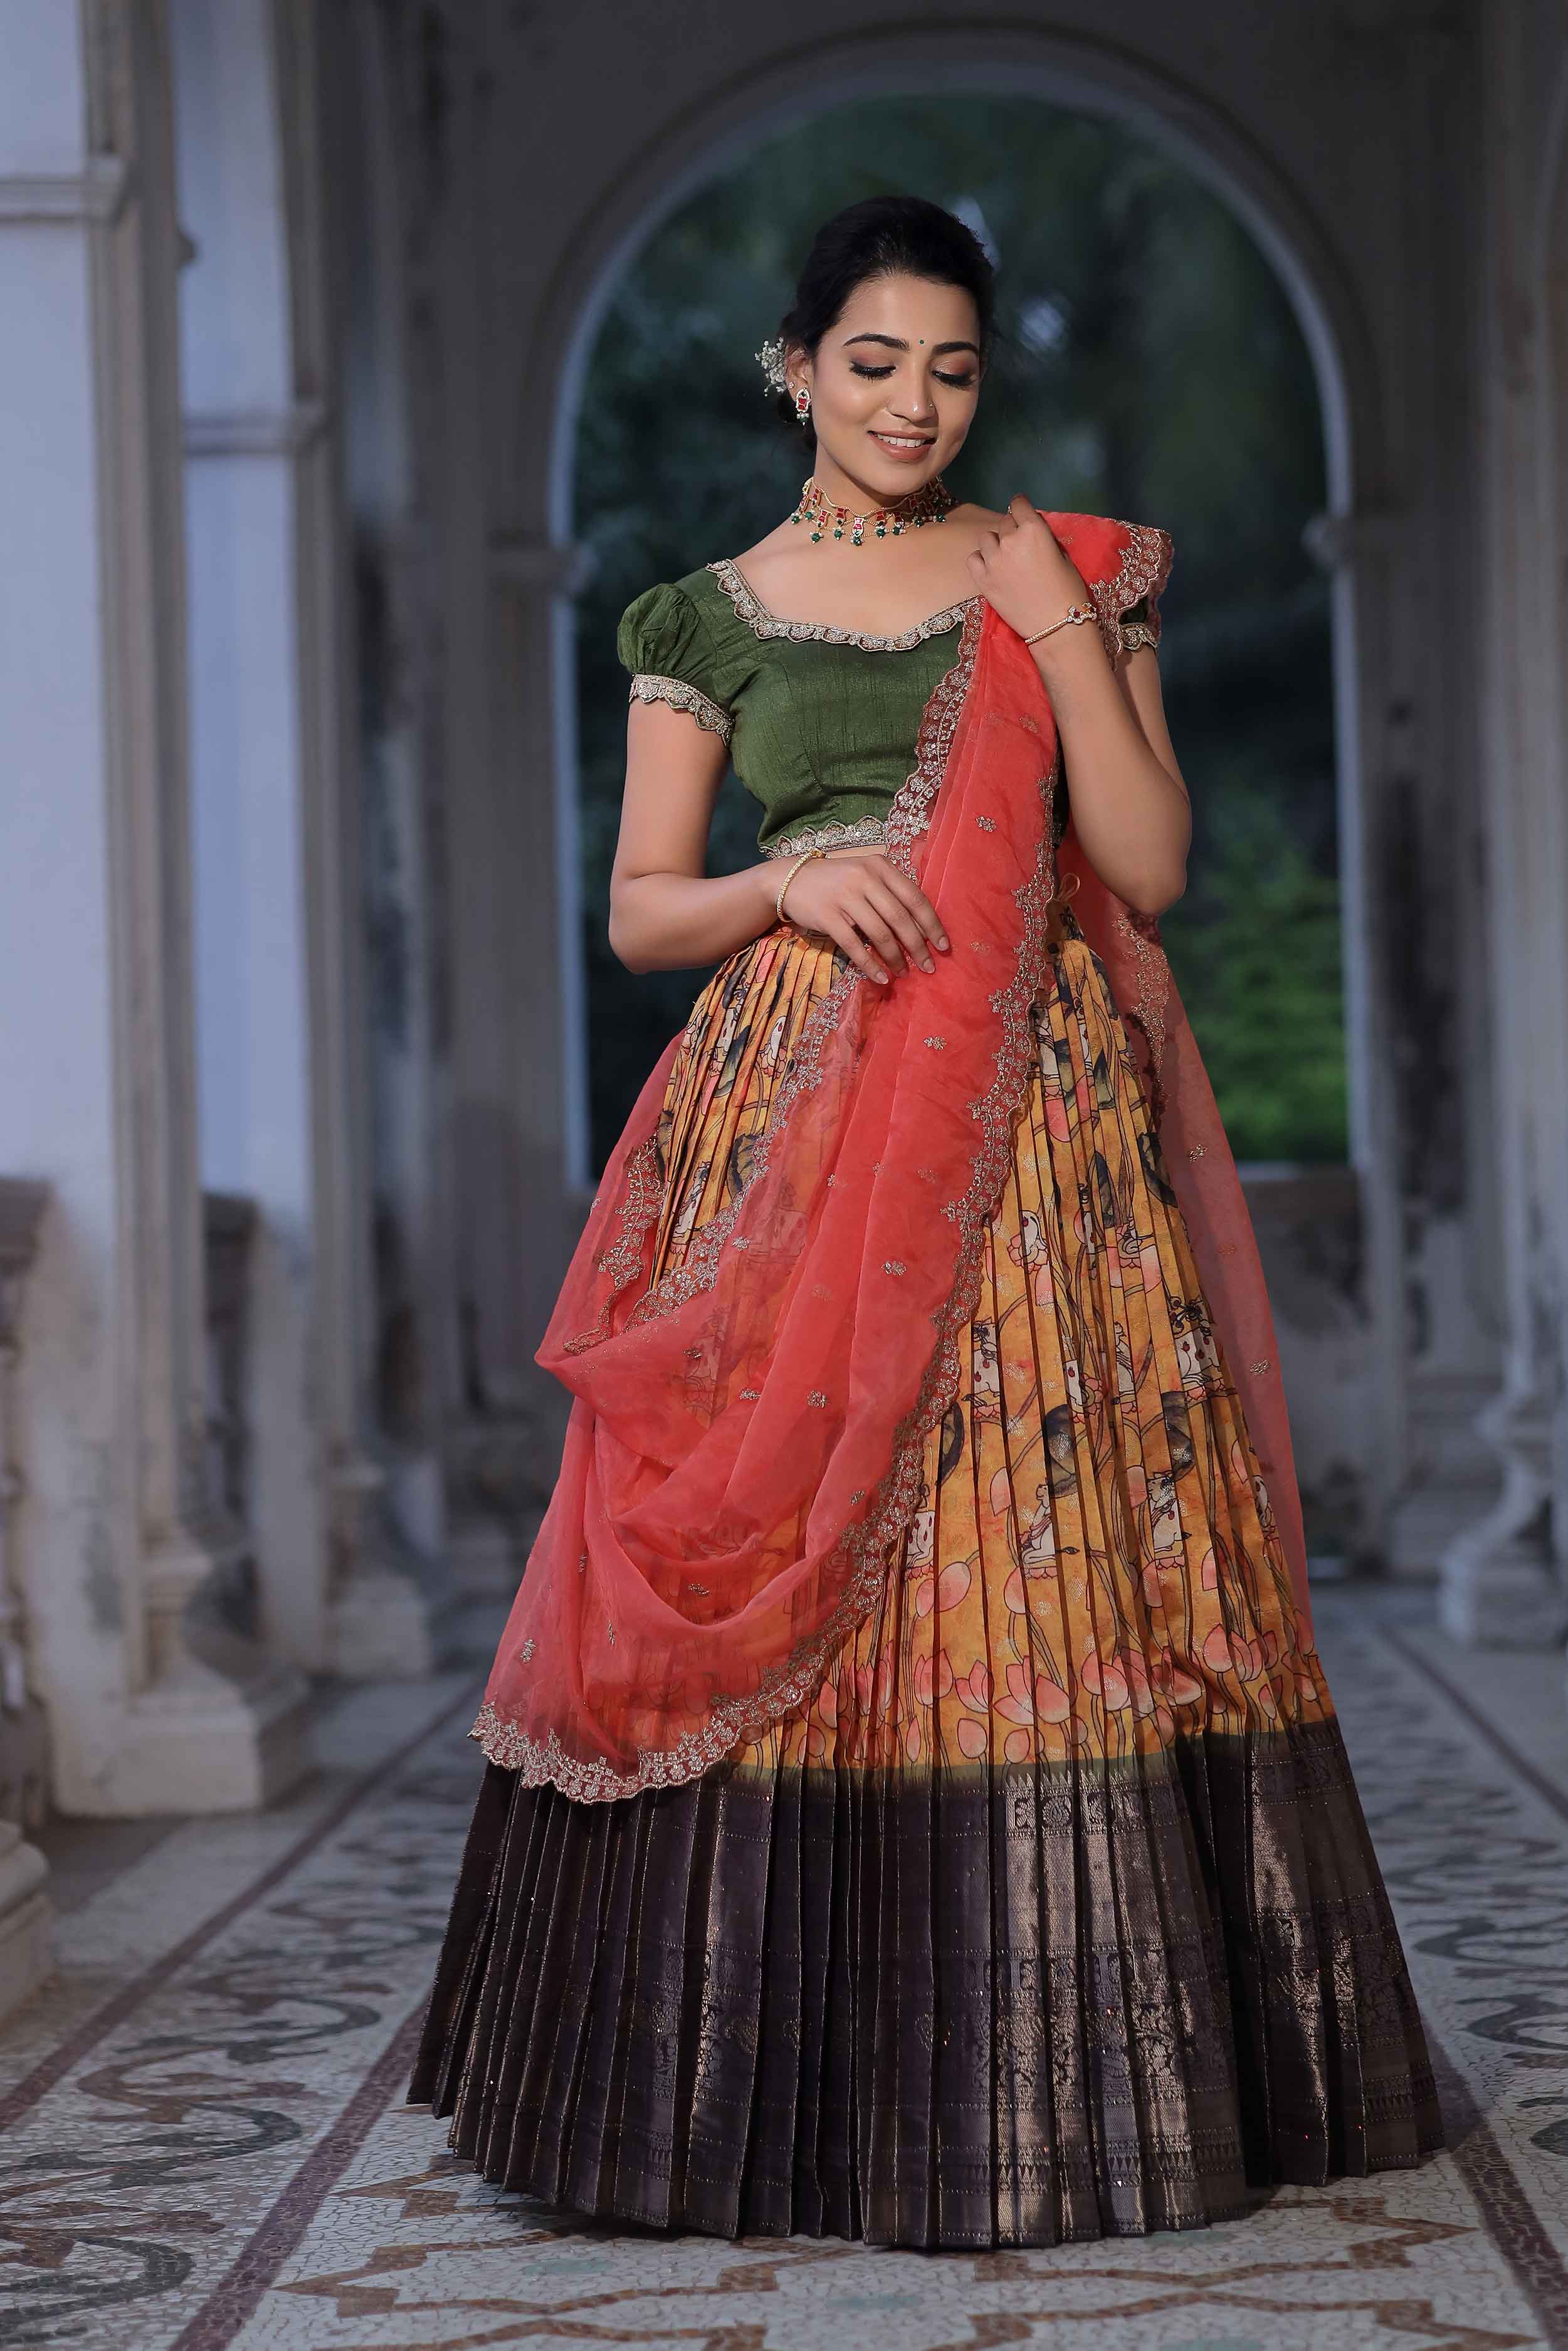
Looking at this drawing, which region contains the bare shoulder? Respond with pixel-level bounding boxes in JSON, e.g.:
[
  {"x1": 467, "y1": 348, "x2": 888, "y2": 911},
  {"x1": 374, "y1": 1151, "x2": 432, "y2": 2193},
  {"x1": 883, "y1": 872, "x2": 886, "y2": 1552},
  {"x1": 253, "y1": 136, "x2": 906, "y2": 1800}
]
[
  {"x1": 729, "y1": 517, "x2": 799, "y2": 572},
  {"x1": 949, "y1": 500, "x2": 1014, "y2": 531},
  {"x1": 947, "y1": 498, "x2": 1038, "y2": 553}
]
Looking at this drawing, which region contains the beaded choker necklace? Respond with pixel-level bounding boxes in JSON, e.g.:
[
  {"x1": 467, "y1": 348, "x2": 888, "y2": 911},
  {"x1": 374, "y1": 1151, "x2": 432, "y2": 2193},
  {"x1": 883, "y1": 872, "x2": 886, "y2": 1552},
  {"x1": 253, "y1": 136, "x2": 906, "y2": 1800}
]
[{"x1": 789, "y1": 473, "x2": 954, "y2": 547}]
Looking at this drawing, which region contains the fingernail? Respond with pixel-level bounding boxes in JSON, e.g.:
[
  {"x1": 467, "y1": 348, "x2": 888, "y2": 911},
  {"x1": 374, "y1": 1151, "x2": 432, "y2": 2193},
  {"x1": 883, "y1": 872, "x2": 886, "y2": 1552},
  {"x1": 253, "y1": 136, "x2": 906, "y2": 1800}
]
[
  {"x1": 937, "y1": 937, "x2": 950, "y2": 952},
  {"x1": 921, "y1": 958, "x2": 934, "y2": 973}
]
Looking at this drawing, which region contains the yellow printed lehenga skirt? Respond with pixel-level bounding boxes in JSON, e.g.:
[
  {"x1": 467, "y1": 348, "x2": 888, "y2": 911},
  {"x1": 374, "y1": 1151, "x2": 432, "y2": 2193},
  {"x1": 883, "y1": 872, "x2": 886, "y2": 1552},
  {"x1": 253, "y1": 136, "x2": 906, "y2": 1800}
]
[{"x1": 412, "y1": 903, "x2": 1443, "y2": 2244}]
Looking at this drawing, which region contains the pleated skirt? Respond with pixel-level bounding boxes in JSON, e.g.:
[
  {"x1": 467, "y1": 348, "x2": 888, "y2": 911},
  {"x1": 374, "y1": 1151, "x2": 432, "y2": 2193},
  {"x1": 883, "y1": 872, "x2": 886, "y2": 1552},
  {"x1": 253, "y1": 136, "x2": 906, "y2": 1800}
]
[{"x1": 410, "y1": 902, "x2": 1444, "y2": 2245}]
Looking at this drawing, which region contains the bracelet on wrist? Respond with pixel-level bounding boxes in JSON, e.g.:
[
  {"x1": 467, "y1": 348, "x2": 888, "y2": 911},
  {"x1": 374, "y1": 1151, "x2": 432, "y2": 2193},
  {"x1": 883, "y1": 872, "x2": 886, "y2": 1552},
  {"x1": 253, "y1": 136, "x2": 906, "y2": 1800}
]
[
  {"x1": 1022, "y1": 601, "x2": 1097, "y2": 648},
  {"x1": 774, "y1": 845, "x2": 826, "y2": 925}
]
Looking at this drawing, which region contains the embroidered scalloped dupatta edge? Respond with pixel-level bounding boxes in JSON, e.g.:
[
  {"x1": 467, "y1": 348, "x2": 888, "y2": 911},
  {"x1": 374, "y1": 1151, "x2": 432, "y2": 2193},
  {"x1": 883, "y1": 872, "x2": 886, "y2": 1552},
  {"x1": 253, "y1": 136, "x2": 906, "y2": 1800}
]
[{"x1": 476, "y1": 513, "x2": 1312, "y2": 1801}]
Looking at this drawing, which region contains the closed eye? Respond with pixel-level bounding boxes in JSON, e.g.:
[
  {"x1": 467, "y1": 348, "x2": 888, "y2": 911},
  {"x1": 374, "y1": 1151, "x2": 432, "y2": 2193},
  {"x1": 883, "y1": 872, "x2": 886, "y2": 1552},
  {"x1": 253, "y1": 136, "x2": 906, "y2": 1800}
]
[{"x1": 849, "y1": 362, "x2": 976, "y2": 388}]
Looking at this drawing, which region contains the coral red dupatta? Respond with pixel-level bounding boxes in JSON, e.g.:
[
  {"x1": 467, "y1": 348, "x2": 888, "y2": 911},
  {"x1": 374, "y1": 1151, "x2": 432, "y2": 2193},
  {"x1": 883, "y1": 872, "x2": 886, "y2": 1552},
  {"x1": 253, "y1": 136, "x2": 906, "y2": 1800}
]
[{"x1": 476, "y1": 513, "x2": 1313, "y2": 1802}]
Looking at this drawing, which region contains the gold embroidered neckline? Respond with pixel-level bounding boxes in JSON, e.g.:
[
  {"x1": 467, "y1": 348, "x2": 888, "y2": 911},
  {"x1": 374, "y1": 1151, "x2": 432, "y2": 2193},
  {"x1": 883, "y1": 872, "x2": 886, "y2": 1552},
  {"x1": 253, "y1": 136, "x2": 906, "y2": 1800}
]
[{"x1": 707, "y1": 557, "x2": 975, "y2": 653}]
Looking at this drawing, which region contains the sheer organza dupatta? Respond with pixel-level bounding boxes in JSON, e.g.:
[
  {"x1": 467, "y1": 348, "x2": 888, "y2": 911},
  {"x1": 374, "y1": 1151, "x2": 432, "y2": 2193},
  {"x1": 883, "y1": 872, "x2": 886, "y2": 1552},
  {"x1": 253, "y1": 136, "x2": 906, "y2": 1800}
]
[{"x1": 476, "y1": 514, "x2": 1311, "y2": 1801}]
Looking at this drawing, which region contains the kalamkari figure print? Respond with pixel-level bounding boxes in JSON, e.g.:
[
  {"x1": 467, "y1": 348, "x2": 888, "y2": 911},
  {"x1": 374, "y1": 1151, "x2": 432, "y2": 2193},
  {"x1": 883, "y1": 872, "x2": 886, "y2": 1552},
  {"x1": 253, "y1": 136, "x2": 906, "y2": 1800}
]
[{"x1": 411, "y1": 512, "x2": 1443, "y2": 2246}]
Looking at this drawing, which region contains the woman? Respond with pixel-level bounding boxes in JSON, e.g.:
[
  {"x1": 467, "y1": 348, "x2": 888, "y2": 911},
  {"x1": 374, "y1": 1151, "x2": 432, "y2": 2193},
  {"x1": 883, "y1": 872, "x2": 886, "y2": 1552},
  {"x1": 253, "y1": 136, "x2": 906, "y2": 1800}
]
[{"x1": 411, "y1": 196, "x2": 1443, "y2": 2246}]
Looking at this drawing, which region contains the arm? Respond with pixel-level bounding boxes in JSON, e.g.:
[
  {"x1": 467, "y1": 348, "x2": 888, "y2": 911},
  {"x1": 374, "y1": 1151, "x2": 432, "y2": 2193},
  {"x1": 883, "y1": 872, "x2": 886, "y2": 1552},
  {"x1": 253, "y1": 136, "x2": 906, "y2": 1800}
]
[
  {"x1": 966, "y1": 498, "x2": 1191, "y2": 916},
  {"x1": 607, "y1": 700, "x2": 949, "y2": 981},
  {"x1": 607, "y1": 700, "x2": 771, "y2": 972}
]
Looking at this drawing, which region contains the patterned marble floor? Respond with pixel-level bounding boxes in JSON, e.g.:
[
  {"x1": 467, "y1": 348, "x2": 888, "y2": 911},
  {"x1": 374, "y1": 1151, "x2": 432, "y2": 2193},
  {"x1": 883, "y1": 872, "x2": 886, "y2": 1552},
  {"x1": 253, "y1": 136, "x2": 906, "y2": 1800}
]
[{"x1": 1, "y1": 1587, "x2": 1565, "y2": 2351}]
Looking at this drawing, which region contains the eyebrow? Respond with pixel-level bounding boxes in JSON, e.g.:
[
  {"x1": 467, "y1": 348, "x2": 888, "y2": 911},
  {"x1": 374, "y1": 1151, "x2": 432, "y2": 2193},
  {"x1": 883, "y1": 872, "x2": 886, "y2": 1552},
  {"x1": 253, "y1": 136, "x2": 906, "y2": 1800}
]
[{"x1": 841, "y1": 331, "x2": 982, "y2": 358}]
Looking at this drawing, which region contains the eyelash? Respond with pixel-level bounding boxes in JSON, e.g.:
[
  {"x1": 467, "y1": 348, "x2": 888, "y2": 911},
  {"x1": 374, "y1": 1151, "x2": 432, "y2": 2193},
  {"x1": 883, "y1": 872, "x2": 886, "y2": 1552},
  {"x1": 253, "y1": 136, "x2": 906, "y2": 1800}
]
[{"x1": 849, "y1": 361, "x2": 976, "y2": 389}]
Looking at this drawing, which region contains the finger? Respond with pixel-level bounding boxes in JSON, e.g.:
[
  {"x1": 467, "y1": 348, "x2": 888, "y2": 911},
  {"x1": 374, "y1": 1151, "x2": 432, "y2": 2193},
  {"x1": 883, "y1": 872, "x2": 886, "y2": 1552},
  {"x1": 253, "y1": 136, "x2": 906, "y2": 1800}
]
[
  {"x1": 851, "y1": 900, "x2": 911, "y2": 974},
  {"x1": 826, "y1": 913, "x2": 890, "y2": 986},
  {"x1": 862, "y1": 880, "x2": 934, "y2": 972},
  {"x1": 1008, "y1": 493, "x2": 1039, "y2": 527},
  {"x1": 870, "y1": 865, "x2": 959, "y2": 954},
  {"x1": 883, "y1": 871, "x2": 950, "y2": 952},
  {"x1": 865, "y1": 880, "x2": 937, "y2": 970}
]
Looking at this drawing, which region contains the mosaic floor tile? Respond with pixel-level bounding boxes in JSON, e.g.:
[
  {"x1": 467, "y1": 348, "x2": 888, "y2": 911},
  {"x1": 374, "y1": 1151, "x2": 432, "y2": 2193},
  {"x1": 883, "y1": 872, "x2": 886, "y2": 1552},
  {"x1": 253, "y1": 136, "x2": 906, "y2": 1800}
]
[{"x1": 0, "y1": 1601, "x2": 1562, "y2": 2351}]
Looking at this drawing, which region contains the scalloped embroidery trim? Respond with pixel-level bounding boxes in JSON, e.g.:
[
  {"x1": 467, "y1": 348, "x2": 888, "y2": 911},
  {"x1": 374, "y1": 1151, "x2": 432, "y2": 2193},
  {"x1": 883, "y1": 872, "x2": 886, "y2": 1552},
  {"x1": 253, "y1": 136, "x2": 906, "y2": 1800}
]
[
  {"x1": 707, "y1": 556, "x2": 974, "y2": 653},
  {"x1": 475, "y1": 611, "x2": 1089, "y2": 1802},
  {"x1": 1113, "y1": 904, "x2": 1172, "y2": 1117},
  {"x1": 481, "y1": 605, "x2": 990, "y2": 1791},
  {"x1": 571, "y1": 536, "x2": 1125, "y2": 1375},
  {"x1": 629, "y1": 670, "x2": 734, "y2": 745},
  {"x1": 1087, "y1": 522, "x2": 1175, "y2": 664},
  {"x1": 762, "y1": 816, "x2": 888, "y2": 861},
  {"x1": 567, "y1": 599, "x2": 986, "y2": 1348}
]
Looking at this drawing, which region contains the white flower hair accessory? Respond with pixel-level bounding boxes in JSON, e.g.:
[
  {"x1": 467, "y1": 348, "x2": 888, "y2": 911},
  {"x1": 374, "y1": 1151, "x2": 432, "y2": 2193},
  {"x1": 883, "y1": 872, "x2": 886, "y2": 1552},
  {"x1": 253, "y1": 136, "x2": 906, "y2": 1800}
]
[{"x1": 755, "y1": 337, "x2": 788, "y2": 397}]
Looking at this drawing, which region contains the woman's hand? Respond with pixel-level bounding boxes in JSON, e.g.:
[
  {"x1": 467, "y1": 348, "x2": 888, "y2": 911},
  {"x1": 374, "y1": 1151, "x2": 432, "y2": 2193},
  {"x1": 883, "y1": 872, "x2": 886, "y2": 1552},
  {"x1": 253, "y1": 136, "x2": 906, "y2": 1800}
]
[
  {"x1": 966, "y1": 495, "x2": 1093, "y2": 643},
  {"x1": 781, "y1": 849, "x2": 949, "y2": 986}
]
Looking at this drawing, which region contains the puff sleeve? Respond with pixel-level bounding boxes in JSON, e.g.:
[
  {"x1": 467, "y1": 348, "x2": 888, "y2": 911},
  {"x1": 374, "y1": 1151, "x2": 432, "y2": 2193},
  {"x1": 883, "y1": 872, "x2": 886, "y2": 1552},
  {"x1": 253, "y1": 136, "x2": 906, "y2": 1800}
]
[
  {"x1": 618, "y1": 582, "x2": 734, "y2": 747},
  {"x1": 1109, "y1": 523, "x2": 1172, "y2": 656},
  {"x1": 1119, "y1": 591, "x2": 1161, "y2": 653}
]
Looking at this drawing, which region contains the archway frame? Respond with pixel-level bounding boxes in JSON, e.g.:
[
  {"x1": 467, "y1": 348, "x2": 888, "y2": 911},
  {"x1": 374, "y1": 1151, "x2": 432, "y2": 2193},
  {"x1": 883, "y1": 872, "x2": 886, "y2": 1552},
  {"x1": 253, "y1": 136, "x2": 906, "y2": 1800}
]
[
  {"x1": 540, "y1": 27, "x2": 1381, "y2": 526},
  {"x1": 503, "y1": 18, "x2": 1411, "y2": 1541},
  {"x1": 1524, "y1": 41, "x2": 1568, "y2": 1555}
]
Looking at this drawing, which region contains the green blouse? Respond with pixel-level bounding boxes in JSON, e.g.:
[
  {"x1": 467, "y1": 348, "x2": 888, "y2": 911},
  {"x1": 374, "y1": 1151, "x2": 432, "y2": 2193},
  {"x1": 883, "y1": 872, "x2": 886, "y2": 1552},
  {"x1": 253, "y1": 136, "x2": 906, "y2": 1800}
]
[{"x1": 617, "y1": 556, "x2": 1160, "y2": 861}]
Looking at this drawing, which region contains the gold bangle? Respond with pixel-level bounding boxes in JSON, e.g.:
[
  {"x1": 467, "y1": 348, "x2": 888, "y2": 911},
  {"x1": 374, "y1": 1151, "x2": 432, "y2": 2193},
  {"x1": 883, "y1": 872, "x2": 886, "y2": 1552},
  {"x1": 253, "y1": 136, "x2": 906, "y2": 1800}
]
[
  {"x1": 774, "y1": 845, "x2": 826, "y2": 925},
  {"x1": 1022, "y1": 601, "x2": 1097, "y2": 648}
]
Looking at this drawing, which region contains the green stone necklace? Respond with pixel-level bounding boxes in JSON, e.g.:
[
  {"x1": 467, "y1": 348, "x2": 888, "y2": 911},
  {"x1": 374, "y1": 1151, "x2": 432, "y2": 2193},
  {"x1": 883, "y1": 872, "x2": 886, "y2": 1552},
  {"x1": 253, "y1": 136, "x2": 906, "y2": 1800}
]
[{"x1": 789, "y1": 473, "x2": 954, "y2": 547}]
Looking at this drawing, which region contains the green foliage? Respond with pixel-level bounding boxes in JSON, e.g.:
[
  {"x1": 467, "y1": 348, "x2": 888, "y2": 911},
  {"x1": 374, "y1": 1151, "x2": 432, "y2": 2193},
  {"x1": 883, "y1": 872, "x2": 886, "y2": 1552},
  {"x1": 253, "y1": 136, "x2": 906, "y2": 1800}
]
[
  {"x1": 572, "y1": 93, "x2": 1344, "y2": 1169},
  {"x1": 1162, "y1": 771, "x2": 1348, "y2": 1162}
]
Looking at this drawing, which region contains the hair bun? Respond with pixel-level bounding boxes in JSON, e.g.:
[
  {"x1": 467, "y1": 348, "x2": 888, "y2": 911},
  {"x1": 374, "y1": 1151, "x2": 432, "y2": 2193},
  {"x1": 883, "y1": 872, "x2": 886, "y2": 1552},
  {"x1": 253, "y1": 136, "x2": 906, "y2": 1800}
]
[{"x1": 764, "y1": 196, "x2": 994, "y2": 439}]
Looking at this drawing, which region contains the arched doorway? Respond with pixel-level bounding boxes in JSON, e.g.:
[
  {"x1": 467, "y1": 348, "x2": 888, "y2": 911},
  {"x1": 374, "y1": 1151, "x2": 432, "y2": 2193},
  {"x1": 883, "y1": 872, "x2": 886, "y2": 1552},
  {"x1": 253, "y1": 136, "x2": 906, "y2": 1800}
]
[
  {"x1": 493, "y1": 23, "x2": 1407, "y2": 1567},
  {"x1": 533, "y1": 28, "x2": 1380, "y2": 1170},
  {"x1": 566, "y1": 93, "x2": 1344, "y2": 1184}
]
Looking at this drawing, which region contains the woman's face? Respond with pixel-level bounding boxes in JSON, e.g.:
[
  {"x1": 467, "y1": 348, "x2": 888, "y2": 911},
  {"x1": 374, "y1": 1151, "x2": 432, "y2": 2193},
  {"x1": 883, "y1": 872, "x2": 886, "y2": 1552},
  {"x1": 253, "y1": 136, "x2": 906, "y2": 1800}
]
[{"x1": 789, "y1": 270, "x2": 982, "y2": 502}]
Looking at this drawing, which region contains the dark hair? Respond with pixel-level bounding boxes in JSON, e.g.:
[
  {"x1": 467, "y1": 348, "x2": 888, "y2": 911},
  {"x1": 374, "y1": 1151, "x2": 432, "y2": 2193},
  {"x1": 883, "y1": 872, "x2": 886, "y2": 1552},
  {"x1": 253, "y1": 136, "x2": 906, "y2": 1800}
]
[{"x1": 772, "y1": 196, "x2": 994, "y2": 434}]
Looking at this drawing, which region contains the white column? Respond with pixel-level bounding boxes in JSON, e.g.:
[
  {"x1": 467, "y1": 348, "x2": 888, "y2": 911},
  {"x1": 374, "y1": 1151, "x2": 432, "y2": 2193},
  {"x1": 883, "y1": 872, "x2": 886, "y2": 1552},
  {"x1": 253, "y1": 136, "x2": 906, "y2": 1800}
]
[
  {"x1": 436, "y1": 379, "x2": 592, "y2": 1586},
  {"x1": 487, "y1": 529, "x2": 599, "y2": 1307},
  {"x1": 321, "y1": 0, "x2": 490, "y2": 1634},
  {"x1": 173, "y1": 0, "x2": 433, "y2": 1678},
  {"x1": 0, "y1": 1182, "x2": 53, "y2": 2017},
  {"x1": 423, "y1": 25, "x2": 552, "y2": 1602},
  {"x1": 428, "y1": 533, "x2": 599, "y2": 1600},
  {"x1": 1542, "y1": 62, "x2": 1568, "y2": 1638},
  {"x1": 1300, "y1": 508, "x2": 1423, "y2": 1564},
  {"x1": 0, "y1": 0, "x2": 309, "y2": 1811},
  {"x1": 1438, "y1": 1, "x2": 1568, "y2": 1647}
]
